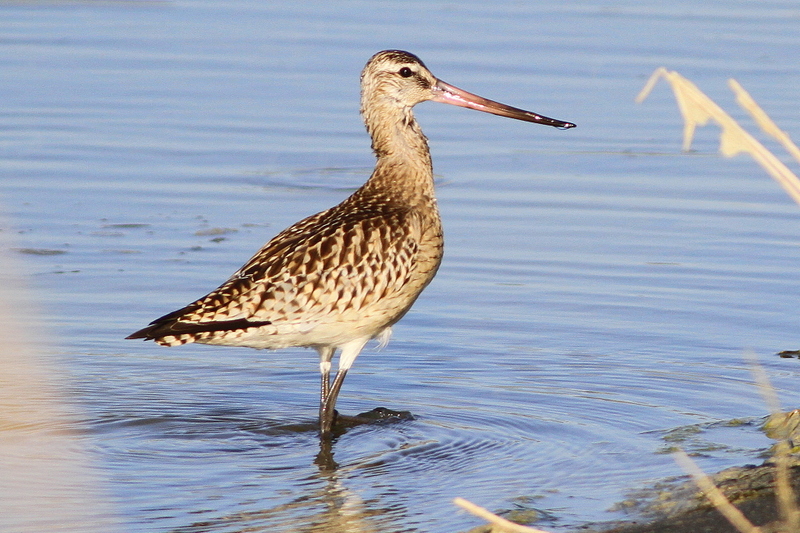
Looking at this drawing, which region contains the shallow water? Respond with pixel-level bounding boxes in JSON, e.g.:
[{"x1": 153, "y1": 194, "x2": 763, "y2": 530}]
[{"x1": 2, "y1": 1, "x2": 800, "y2": 532}]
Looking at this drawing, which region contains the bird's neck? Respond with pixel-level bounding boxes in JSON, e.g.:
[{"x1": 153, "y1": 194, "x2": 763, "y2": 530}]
[{"x1": 361, "y1": 103, "x2": 436, "y2": 207}]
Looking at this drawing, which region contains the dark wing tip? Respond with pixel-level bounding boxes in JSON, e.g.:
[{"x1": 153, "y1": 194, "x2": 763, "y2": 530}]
[
  {"x1": 126, "y1": 320, "x2": 174, "y2": 340},
  {"x1": 125, "y1": 306, "x2": 193, "y2": 341},
  {"x1": 125, "y1": 328, "x2": 151, "y2": 340},
  {"x1": 125, "y1": 317, "x2": 272, "y2": 341}
]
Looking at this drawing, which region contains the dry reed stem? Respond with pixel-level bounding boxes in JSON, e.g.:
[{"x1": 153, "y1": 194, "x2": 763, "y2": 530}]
[
  {"x1": 453, "y1": 497, "x2": 552, "y2": 533},
  {"x1": 672, "y1": 450, "x2": 762, "y2": 533},
  {"x1": 637, "y1": 67, "x2": 800, "y2": 207},
  {"x1": 639, "y1": 74, "x2": 800, "y2": 531}
]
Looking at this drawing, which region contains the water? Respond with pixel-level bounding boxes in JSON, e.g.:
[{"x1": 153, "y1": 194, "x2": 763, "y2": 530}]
[{"x1": 2, "y1": 1, "x2": 800, "y2": 531}]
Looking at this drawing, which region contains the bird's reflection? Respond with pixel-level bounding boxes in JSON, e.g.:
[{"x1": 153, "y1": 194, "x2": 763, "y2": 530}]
[
  {"x1": 315, "y1": 431, "x2": 339, "y2": 471},
  {"x1": 171, "y1": 409, "x2": 414, "y2": 532}
]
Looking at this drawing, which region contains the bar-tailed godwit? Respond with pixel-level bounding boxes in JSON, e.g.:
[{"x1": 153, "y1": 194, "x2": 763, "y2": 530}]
[{"x1": 127, "y1": 50, "x2": 575, "y2": 437}]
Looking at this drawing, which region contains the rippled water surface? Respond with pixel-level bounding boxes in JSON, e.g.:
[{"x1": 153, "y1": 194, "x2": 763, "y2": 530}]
[{"x1": 3, "y1": 1, "x2": 800, "y2": 532}]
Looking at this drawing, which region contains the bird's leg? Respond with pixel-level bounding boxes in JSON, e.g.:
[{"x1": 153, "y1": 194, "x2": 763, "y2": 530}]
[
  {"x1": 320, "y1": 367, "x2": 330, "y2": 409},
  {"x1": 317, "y1": 347, "x2": 334, "y2": 423},
  {"x1": 320, "y1": 369, "x2": 348, "y2": 436},
  {"x1": 320, "y1": 364, "x2": 331, "y2": 422},
  {"x1": 318, "y1": 338, "x2": 368, "y2": 437}
]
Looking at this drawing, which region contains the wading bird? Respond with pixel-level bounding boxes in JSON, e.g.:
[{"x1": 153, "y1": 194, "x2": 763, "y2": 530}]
[{"x1": 127, "y1": 50, "x2": 575, "y2": 437}]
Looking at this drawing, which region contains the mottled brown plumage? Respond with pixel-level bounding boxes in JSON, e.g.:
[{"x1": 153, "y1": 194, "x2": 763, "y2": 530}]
[{"x1": 128, "y1": 50, "x2": 575, "y2": 436}]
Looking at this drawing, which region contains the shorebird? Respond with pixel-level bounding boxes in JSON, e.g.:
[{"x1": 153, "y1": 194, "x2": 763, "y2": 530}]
[{"x1": 127, "y1": 50, "x2": 575, "y2": 437}]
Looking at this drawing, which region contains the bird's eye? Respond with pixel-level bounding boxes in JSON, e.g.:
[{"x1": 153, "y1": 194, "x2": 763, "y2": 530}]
[{"x1": 398, "y1": 67, "x2": 413, "y2": 78}]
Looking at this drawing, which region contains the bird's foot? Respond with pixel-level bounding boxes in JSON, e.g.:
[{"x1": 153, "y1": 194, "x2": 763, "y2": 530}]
[{"x1": 319, "y1": 407, "x2": 414, "y2": 438}]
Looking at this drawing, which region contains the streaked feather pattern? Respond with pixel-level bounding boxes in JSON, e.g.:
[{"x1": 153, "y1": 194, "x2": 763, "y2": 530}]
[{"x1": 128, "y1": 182, "x2": 443, "y2": 350}]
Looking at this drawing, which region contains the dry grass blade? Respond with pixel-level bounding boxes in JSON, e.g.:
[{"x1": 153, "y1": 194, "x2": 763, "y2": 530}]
[
  {"x1": 744, "y1": 350, "x2": 782, "y2": 417},
  {"x1": 453, "y1": 497, "x2": 552, "y2": 533},
  {"x1": 729, "y1": 79, "x2": 800, "y2": 166},
  {"x1": 672, "y1": 450, "x2": 762, "y2": 533},
  {"x1": 637, "y1": 68, "x2": 800, "y2": 206}
]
